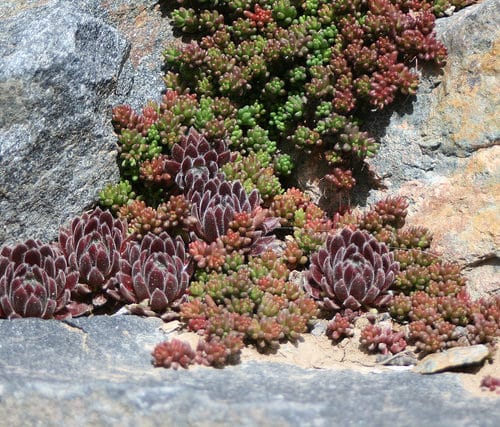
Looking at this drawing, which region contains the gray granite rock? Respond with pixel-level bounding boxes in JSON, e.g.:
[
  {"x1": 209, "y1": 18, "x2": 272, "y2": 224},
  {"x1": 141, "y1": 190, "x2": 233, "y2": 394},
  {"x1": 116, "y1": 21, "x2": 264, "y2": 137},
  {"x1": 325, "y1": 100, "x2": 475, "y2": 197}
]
[
  {"x1": 0, "y1": 1, "x2": 124, "y2": 245},
  {"x1": 0, "y1": 316, "x2": 498, "y2": 427},
  {"x1": 77, "y1": 0, "x2": 174, "y2": 111},
  {"x1": 0, "y1": 0, "x2": 173, "y2": 246}
]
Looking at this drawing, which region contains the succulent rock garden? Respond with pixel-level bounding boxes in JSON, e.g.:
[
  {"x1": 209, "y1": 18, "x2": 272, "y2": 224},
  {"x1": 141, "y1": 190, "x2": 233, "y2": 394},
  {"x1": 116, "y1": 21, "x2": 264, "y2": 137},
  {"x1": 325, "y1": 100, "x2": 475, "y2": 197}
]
[{"x1": 1, "y1": 0, "x2": 499, "y2": 402}]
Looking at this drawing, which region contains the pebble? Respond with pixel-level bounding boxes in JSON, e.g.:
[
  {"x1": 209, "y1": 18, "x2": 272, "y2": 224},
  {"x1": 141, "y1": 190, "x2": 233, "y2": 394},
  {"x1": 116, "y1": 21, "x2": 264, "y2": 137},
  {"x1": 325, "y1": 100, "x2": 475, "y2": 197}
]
[
  {"x1": 377, "y1": 350, "x2": 418, "y2": 366},
  {"x1": 413, "y1": 344, "x2": 491, "y2": 374}
]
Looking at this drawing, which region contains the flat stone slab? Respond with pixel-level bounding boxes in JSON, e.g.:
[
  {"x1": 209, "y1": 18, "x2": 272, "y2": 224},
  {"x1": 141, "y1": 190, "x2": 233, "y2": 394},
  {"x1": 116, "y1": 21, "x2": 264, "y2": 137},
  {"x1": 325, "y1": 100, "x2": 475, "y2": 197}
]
[
  {"x1": 414, "y1": 344, "x2": 491, "y2": 374},
  {"x1": 0, "y1": 316, "x2": 498, "y2": 426}
]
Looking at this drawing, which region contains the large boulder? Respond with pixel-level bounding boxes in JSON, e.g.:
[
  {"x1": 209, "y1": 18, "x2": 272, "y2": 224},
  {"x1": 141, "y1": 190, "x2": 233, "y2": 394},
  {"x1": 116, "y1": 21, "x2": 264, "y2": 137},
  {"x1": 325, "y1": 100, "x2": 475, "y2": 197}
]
[{"x1": 0, "y1": 0, "x2": 172, "y2": 246}]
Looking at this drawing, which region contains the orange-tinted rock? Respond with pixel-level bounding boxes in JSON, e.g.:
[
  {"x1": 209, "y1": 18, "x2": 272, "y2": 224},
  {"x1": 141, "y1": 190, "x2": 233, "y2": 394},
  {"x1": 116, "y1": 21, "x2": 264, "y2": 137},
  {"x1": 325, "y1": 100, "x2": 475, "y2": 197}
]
[
  {"x1": 100, "y1": 1, "x2": 173, "y2": 69},
  {"x1": 429, "y1": 2, "x2": 500, "y2": 155},
  {"x1": 398, "y1": 146, "x2": 499, "y2": 299}
]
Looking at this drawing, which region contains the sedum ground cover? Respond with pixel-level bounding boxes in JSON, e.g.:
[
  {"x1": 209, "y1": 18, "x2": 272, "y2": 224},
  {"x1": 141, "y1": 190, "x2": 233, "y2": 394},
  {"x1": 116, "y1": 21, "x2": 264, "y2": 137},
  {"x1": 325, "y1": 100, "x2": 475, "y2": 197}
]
[{"x1": 1, "y1": 0, "x2": 498, "y2": 374}]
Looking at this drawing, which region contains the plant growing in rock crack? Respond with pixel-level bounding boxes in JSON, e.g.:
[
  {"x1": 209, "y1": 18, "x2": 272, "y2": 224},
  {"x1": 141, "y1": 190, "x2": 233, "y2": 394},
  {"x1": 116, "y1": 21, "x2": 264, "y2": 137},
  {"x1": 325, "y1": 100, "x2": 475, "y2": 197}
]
[
  {"x1": 113, "y1": 232, "x2": 193, "y2": 320},
  {"x1": 389, "y1": 289, "x2": 500, "y2": 355},
  {"x1": 186, "y1": 174, "x2": 280, "y2": 251},
  {"x1": 160, "y1": 250, "x2": 320, "y2": 367},
  {"x1": 103, "y1": 1, "x2": 479, "y2": 222},
  {"x1": 162, "y1": 0, "x2": 459, "y2": 195},
  {"x1": 360, "y1": 323, "x2": 407, "y2": 355},
  {"x1": 152, "y1": 338, "x2": 197, "y2": 369},
  {"x1": 4, "y1": 0, "x2": 499, "y2": 373},
  {"x1": 58, "y1": 207, "x2": 132, "y2": 310}
]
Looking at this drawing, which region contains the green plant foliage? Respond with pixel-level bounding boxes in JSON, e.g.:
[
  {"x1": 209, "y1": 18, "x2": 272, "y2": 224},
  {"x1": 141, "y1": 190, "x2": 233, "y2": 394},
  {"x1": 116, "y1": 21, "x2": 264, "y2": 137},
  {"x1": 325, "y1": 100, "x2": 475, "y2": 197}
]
[
  {"x1": 163, "y1": 0, "x2": 456, "y2": 184},
  {"x1": 98, "y1": 180, "x2": 137, "y2": 212}
]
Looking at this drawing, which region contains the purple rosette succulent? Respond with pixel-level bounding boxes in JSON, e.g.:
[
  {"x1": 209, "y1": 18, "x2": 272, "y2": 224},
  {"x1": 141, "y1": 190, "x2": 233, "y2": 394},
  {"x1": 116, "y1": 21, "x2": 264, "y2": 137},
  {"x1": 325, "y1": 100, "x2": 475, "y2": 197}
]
[
  {"x1": 114, "y1": 232, "x2": 192, "y2": 319},
  {"x1": 59, "y1": 207, "x2": 131, "y2": 307},
  {"x1": 306, "y1": 228, "x2": 399, "y2": 310},
  {"x1": 165, "y1": 127, "x2": 230, "y2": 191},
  {"x1": 0, "y1": 239, "x2": 86, "y2": 319}
]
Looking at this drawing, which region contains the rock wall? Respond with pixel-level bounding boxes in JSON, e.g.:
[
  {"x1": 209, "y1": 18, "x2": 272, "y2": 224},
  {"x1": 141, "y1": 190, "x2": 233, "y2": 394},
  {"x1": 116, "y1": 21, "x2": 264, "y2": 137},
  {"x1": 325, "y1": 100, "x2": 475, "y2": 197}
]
[
  {"x1": 0, "y1": 0, "x2": 172, "y2": 245},
  {"x1": 366, "y1": 0, "x2": 499, "y2": 297}
]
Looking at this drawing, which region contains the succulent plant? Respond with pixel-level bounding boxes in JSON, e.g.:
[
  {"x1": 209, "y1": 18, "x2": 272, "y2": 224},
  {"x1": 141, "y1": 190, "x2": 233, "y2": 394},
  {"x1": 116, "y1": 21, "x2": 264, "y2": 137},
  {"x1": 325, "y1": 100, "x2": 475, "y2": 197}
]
[
  {"x1": 306, "y1": 228, "x2": 400, "y2": 311},
  {"x1": 189, "y1": 239, "x2": 227, "y2": 272},
  {"x1": 269, "y1": 187, "x2": 311, "y2": 226},
  {"x1": 165, "y1": 127, "x2": 230, "y2": 191},
  {"x1": 393, "y1": 261, "x2": 466, "y2": 295},
  {"x1": 118, "y1": 195, "x2": 196, "y2": 241},
  {"x1": 359, "y1": 196, "x2": 409, "y2": 232},
  {"x1": 432, "y1": 0, "x2": 476, "y2": 17},
  {"x1": 221, "y1": 152, "x2": 284, "y2": 200},
  {"x1": 114, "y1": 232, "x2": 192, "y2": 318},
  {"x1": 186, "y1": 175, "x2": 257, "y2": 242},
  {"x1": 409, "y1": 319, "x2": 454, "y2": 353},
  {"x1": 186, "y1": 172, "x2": 279, "y2": 253},
  {"x1": 152, "y1": 338, "x2": 196, "y2": 369},
  {"x1": 117, "y1": 129, "x2": 162, "y2": 181},
  {"x1": 176, "y1": 244, "x2": 320, "y2": 360},
  {"x1": 98, "y1": 0, "x2": 488, "y2": 368},
  {"x1": 139, "y1": 154, "x2": 175, "y2": 189},
  {"x1": 0, "y1": 239, "x2": 86, "y2": 319},
  {"x1": 360, "y1": 323, "x2": 407, "y2": 355},
  {"x1": 388, "y1": 293, "x2": 413, "y2": 322},
  {"x1": 118, "y1": 200, "x2": 164, "y2": 241},
  {"x1": 162, "y1": 0, "x2": 458, "y2": 188},
  {"x1": 326, "y1": 312, "x2": 355, "y2": 341},
  {"x1": 59, "y1": 208, "x2": 131, "y2": 307},
  {"x1": 324, "y1": 167, "x2": 356, "y2": 192},
  {"x1": 195, "y1": 334, "x2": 244, "y2": 367},
  {"x1": 98, "y1": 179, "x2": 137, "y2": 213},
  {"x1": 480, "y1": 375, "x2": 500, "y2": 394},
  {"x1": 246, "y1": 315, "x2": 284, "y2": 349},
  {"x1": 388, "y1": 287, "x2": 499, "y2": 354},
  {"x1": 112, "y1": 103, "x2": 156, "y2": 136}
]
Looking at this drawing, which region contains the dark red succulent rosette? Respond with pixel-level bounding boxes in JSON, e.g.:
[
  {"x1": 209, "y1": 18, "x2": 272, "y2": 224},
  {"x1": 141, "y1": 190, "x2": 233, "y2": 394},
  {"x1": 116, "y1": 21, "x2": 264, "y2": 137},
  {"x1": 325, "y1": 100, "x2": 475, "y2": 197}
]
[
  {"x1": 0, "y1": 239, "x2": 86, "y2": 319},
  {"x1": 306, "y1": 228, "x2": 399, "y2": 311}
]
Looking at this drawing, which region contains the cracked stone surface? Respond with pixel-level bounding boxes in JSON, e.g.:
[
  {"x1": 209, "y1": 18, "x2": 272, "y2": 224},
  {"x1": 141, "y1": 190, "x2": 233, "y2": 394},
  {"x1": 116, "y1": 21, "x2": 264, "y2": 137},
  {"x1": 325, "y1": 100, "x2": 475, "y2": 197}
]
[{"x1": 0, "y1": 316, "x2": 499, "y2": 426}]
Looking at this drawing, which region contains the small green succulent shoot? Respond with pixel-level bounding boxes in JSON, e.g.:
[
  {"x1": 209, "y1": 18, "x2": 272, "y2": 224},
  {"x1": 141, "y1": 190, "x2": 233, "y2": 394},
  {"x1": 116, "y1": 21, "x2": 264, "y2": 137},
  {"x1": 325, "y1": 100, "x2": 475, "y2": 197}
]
[
  {"x1": 274, "y1": 153, "x2": 294, "y2": 176},
  {"x1": 171, "y1": 8, "x2": 199, "y2": 33},
  {"x1": 237, "y1": 101, "x2": 266, "y2": 128},
  {"x1": 98, "y1": 180, "x2": 137, "y2": 212},
  {"x1": 272, "y1": 0, "x2": 298, "y2": 26}
]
